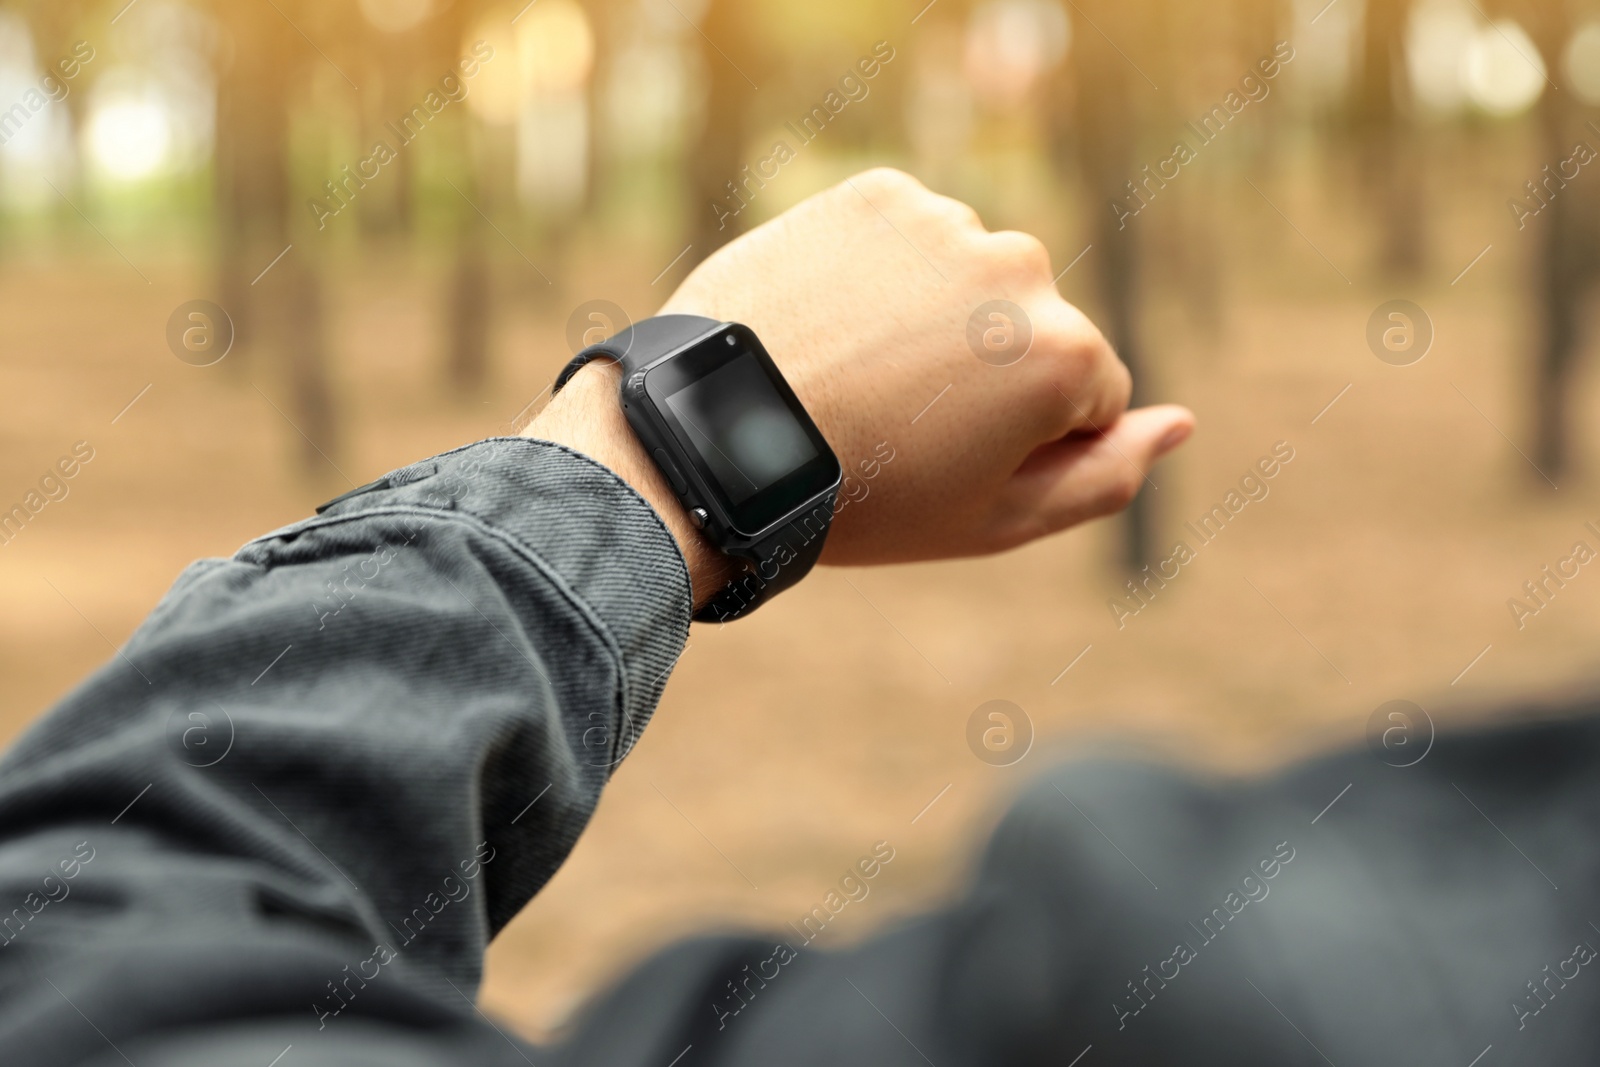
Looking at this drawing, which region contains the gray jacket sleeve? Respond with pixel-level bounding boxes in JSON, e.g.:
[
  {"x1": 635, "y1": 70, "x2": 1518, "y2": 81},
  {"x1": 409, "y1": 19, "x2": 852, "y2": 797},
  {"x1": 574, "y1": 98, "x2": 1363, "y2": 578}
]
[{"x1": 0, "y1": 438, "x2": 690, "y2": 1066}]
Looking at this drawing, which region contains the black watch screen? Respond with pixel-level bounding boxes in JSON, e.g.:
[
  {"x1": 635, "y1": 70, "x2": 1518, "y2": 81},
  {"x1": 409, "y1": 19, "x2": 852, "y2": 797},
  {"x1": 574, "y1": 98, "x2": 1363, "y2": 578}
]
[{"x1": 638, "y1": 324, "x2": 839, "y2": 536}]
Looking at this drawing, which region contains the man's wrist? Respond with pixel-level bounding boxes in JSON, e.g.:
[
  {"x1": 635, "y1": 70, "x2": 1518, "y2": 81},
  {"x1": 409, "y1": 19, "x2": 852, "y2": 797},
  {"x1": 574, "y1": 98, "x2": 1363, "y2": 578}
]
[{"x1": 522, "y1": 361, "x2": 736, "y2": 611}]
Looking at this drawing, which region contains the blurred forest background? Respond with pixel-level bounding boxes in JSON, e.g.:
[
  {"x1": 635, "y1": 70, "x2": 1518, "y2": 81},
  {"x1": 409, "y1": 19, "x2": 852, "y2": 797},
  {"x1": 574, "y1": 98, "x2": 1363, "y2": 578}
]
[{"x1": 4, "y1": 0, "x2": 1600, "y2": 1043}]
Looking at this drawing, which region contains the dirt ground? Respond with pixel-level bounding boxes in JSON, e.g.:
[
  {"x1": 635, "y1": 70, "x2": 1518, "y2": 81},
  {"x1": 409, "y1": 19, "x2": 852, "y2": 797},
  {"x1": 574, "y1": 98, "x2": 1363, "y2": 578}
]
[{"x1": 3, "y1": 166, "x2": 1599, "y2": 1042}]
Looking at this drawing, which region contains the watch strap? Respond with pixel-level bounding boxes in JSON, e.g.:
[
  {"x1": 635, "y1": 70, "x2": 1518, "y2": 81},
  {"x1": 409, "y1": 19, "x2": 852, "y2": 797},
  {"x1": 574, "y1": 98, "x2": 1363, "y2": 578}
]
[
  {"x1": 552, "y1": 314, "x2": 719, "y2": 394},
  {"x1": 694, "y1": 491, "x2": 836, "y2": 623},
  {"x1": 551, "y1": 313, "x2": 835, "y2": 624}
]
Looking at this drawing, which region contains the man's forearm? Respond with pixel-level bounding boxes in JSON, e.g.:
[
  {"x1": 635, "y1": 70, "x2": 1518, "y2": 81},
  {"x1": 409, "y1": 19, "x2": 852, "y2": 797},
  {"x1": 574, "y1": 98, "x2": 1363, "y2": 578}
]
[{"x1": 0, "y1": 438, "x2": 689, "y2": 1060}]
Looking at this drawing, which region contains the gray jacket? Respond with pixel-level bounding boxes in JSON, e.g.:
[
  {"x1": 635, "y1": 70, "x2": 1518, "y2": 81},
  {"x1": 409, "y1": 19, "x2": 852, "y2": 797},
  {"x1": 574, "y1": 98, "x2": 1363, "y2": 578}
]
[{"x1": 0, "y1": 438, "x2": 1593, "y2": 1066}]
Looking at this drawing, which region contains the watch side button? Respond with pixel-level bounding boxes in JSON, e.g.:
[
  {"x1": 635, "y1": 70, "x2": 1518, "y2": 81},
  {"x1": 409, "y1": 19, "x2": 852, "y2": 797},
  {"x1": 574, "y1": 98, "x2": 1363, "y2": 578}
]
[
  {"x1": 688, "y1": 507, "x2": 709, "y2": 530},
  {"x1": 652, "y1": 448, "x2": 689, "y2": 494}
]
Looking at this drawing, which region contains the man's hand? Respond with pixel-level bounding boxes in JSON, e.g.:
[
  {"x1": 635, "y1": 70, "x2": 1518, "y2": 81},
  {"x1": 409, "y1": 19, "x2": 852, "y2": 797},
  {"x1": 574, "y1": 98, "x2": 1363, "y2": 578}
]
[{"x1": 529, "y1": 169, "x2": 1193, "y2": 599}]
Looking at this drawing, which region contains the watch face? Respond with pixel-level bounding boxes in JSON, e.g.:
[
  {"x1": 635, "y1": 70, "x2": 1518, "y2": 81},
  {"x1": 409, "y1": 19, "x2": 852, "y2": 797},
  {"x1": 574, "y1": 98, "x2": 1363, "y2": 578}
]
[{"x1": 644, "y1": 324, "x2": 840, "y2": 536}]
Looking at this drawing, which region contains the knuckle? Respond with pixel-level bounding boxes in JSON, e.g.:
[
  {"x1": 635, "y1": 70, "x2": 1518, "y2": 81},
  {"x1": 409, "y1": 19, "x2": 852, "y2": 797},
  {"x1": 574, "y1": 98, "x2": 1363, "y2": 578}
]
[
  {"x1": 1108, "y1": 465, "x2": 1144, "y2": 510},
  {"x1": 1036, "y1": 303, "x2": 1107, "y2": 377},
  {"x1": 1108, "y1": 355, "x2": 1133, "y2": 408},
  {"x1": 1034, "y1": 308, "x2": 1129, "y2": 431},
  {"x1": 850, "y1": 167, "x2": 923, "y2": 200},
  {"x1": 1086, "y1": 357, "x2": 1133, "y2": 430},
  {"x1": 987, "y1": 230, "x2": 1052, "y2": 280},
  {"x1": 932, "y1": 193, "x2": 983, "y2": 231},
  {"x1": 852, "y1": 169, "x2": 979, "y2": 227}
]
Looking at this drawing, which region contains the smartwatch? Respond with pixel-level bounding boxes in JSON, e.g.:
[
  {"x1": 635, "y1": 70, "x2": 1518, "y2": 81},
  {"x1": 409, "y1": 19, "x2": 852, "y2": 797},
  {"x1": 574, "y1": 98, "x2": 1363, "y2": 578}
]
[{"x1": 552, "y1": 315, "x2": 842, "y2": 623}]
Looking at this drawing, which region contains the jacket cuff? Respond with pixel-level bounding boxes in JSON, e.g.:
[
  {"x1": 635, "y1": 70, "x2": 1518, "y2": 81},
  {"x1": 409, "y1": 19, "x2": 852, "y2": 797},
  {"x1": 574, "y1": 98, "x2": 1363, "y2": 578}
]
[{"x1": 311, "y1": 436, "x2": 692, "y2": 748}]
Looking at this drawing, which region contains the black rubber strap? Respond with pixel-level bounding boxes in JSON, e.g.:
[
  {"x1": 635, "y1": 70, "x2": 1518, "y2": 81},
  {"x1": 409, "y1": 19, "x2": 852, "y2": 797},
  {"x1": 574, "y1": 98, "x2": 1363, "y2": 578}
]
[
  {"x1": 552, "y1": 314, "x2": 719, "y2": 394},
  {"x1": 552, "y1": 314, "x2": 833, "y2": 624},
  {"x1": 693, "y1": 494, "x2": 836, "y2": 623}
]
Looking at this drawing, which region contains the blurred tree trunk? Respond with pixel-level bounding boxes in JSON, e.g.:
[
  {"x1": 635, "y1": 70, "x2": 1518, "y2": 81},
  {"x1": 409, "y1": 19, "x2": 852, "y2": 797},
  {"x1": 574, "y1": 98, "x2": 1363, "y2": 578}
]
[
  {"x1": 362, "y1": 38, "x2": 418, "y2": 236},
  {"x1": 448, "y1": 169, "x2": 492, "y2": 392},
  {"x1": 1355, "y1": 0, "x2": 1424, "y2": 275},
  {"x1": 214, "y1": 62, "x2": 259, "y2": 363},
  {"x1": 585, "y1": 0, "x2": 613, "y2": 216},
  {"x1": 686, "y1": 0, "x2": 748, "y2": 274},
  {"x1": 26, "y1": 0, "x2": 94, "y2": 262},
  {"x1": 214, "y1": 2, "x2": 287, "y2": 368},
  {"x1": 426, "y1": 3, "x2": 492, "y2": 394},
  {"x1": 1156, "y1": 0, "x2": 1220, "y2": 343},
  {"x1": 1534, "y1": 180, "x2": 1586, "y2": 480},
  {"x1": 1515, "y1": 3, "x2": 1595, "y2": 480},
  {"x1": 1056, "y1": 0, "x2": 1156, "y2": 569},
  {"x1": 277, "y1": 253, "x2": 338, "y2": 470},
  {"x1": 214, "y1": 1, "x2": 338, "y2": 473},
  {"x1": 24, "y1": 4, "x2": 91, "y2": 153}
]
